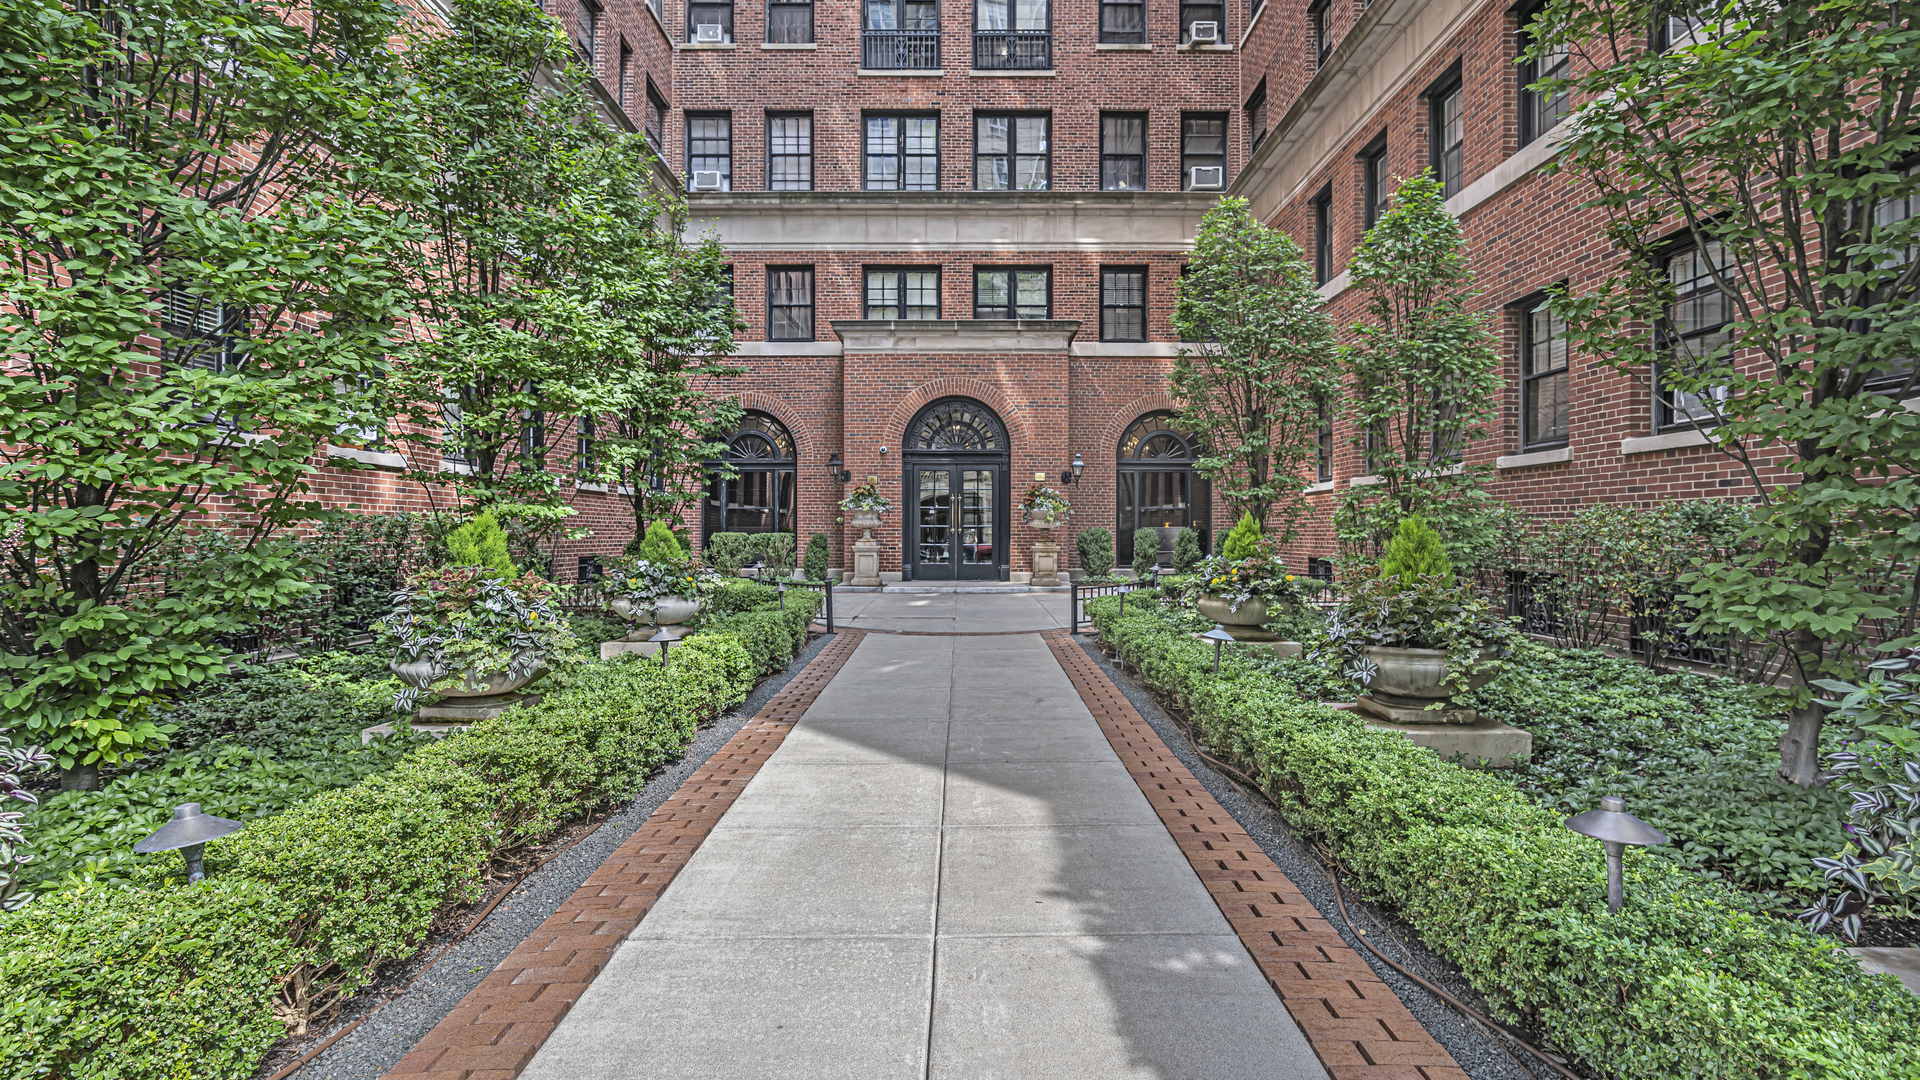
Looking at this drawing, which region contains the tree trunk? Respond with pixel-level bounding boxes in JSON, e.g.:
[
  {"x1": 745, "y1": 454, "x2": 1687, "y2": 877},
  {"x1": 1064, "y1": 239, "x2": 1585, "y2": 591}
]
[{"x1": 1777, "y1": 702, "x2": 1825, "y2": 788}]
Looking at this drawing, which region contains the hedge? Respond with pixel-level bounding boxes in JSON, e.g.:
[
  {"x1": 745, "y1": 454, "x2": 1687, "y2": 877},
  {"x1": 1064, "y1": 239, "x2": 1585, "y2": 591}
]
[
  {"x1": 1090, "y1": 596, "x2": 1920, "y2": 1080},
  {"x1": 0, "y1": 604, "x2": 803, "y2": 1079}
]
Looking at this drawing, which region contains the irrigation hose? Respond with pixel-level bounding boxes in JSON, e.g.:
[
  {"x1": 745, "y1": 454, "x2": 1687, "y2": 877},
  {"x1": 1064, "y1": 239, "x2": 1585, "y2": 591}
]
[
  {"x1": 1101, "y1": 640, "x2": 1582, "y2": 1080},
  {"x1": 264, "y1": 815, "x2": 614, "y2": 1080}
]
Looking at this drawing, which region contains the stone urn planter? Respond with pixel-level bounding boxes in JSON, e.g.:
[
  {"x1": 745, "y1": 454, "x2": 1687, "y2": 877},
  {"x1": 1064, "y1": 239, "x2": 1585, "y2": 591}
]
[
  {"x1": 609, "y1": 594, "x2": 703, "y2": 629},
  {"x1": 391, "y1": 649, "x2": 549, "y2": 720},
  {"x1": 1358, "y1": 646, "x2": 1501, "y2": 724},
  {"x1": 848, "y1": 510, "x2": 884, "y2": 542},
  {"x1": 1026, "y1": 510, "x2": 1068, "y2": 530},
  {"x1": 1195, "y1": 594, "x2": 1276, "y2": 638}
]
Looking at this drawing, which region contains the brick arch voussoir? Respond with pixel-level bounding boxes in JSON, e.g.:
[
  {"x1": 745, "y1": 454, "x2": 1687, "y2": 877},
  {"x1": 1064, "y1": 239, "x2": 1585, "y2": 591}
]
[{"x1": 885, "y1": 379, "x2": 1032, "y2": 454}]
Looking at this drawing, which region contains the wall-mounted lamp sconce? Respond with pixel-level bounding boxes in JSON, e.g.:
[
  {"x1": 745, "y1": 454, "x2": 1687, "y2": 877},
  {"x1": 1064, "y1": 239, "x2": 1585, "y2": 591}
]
[
  {"x1": 1565, "y1": 796, "x2": 1667, "y2": 913},
  {"x1": 1060, "y1": 452, "x2": 1085, "y2": 486},
  {"x1": 134, "y1": 803, "x2": 242, "y2": 884},
  {"x1": 827, "y1": 453, "x2": 852, "y2": 484}
]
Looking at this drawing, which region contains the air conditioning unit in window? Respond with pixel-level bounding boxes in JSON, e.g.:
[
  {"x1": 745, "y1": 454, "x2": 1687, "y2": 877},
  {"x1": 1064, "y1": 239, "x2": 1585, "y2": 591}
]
[
  {"x1": 1189, "y1": 165, "x2": 1224, "y2": 189},
  {"x1": 693, "y1": 23, "x2": 724, "y2": 42},
  {"x1": 1187, "y1": 20, "x2": 1219, "y2": 42},
  {"x1": 690, "y1": 170, "x2": 724, "y2": 191}
]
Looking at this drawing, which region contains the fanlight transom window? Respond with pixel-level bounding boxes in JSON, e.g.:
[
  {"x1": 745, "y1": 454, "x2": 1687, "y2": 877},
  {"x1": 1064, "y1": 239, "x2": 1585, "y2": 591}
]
[
  {"x1": 1119, "y1": 412, "x2": 1197, "y2": 462},
  {"x1": 908, "y1": 398, "x2": 1007, "y2": 452},
  {"x1": 724, "y1": 412, "x2": 796, "y2": 461}
]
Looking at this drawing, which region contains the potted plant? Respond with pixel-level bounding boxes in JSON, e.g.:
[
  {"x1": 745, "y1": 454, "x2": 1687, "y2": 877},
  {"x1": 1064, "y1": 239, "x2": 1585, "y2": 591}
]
[
  {"x1": 1320, "y1": 516, "x2": 1514, "y2": 721},
  {"x1": 377, "y1": 566, "x2": 578, "y2": 714},
  {"x1": 840, "y1": 477, "x2": 892, "y2": 541},
  {"x1": 606, "y1": 555, "x2": 714, "y2": 629},
  {"x1": 1187, "y1": 546, "x2": 1302, "y2": 632},
  {"x1": 1021, "y1": 484, "x2": 1072, "y2": 529}
]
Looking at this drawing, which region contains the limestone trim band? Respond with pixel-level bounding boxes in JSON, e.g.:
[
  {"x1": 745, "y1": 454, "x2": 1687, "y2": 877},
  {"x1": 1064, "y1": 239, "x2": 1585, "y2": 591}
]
[
  {"x1": 379, "y1": 630, "x2": 869, "y2": 1080},
  {"x1": 1041, "y1": 630, "x2": 1470, "y2": 1080}
]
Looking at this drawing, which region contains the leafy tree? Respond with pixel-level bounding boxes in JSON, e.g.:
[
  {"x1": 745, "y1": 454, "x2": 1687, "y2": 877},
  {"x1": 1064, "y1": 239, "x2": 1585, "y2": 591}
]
[
  {"x1": 0, "y1": 0, "x2": 417, "y2": 783},
  {"x1": 1530, "y1": 0, "x2": 1920, "y2": 785},
  {"x1": 1220, "y1": 512, "x2": 1264, "y2": 561},
  {"x1": 1377, "y1": 515, "x2": 1455, "y2": 587},
  {"x1": 1171, "y1": 198, "x2": 1339, "y2": 539},
  {"x1": 1333, "y1": 173, "x2": 1504, "y2": 562}
]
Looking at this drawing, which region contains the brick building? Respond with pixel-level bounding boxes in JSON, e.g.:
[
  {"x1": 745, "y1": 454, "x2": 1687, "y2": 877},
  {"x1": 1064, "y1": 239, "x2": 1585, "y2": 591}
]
[{"x1": 317, "y1": 0, "x2": 1866, "y2": 581}]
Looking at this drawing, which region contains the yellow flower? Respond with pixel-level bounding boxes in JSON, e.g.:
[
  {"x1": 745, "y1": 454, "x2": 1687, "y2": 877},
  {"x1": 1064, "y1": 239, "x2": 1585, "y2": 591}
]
[{"x1": 1285, "y1": 575, "x2": 1294, "y2": 581}]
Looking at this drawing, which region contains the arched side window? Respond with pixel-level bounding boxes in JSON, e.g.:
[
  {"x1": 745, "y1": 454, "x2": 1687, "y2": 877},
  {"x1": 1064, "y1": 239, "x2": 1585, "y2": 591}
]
[
  {"x1": 704, "y1": 411, "x2": 797, "y2": 541},
  {"x1": 1116, "y1": 411, "x2": 1207, "y2": 566}
]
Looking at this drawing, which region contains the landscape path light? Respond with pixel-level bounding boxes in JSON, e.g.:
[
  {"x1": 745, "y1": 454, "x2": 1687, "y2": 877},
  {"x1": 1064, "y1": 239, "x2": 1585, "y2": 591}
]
[
  {"x1": 778, "y1": 581, "x2": 787, "y2": 609},
  {"x1": 650, "y1": 627, "x2": 675, "y2": 668},
  {"x1": 1200, "y1": 624, "x2": 1236, "y2": 674},
  {"x1": 1115, "y1": 582, "x2": 1131, "y2": 614},
  {"x1": 134, "y1": 802, "x2": 241, "y2": 884},
  {"x1": 1564, "y1": 796, "x2": 1668, "y2": 913}
]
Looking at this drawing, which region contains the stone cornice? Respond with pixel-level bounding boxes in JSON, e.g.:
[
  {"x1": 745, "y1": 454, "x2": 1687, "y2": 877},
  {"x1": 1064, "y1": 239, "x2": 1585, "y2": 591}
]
[
  {"x1": 830, "y1": 319, "x2": 1082, "y2": 353},
  {"x1": 689, "y1": 192, "x2": 1217, "y2": 252}
]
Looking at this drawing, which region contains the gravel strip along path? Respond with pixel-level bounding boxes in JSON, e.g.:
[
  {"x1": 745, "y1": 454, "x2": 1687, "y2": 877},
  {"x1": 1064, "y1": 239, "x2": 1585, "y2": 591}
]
[
  {"x1": 1071, "y1": 636, "x2": 1565, "y2": 1080},
  {"x1": 286, "y1": 632, "x2": 840, "y2": 1080}
]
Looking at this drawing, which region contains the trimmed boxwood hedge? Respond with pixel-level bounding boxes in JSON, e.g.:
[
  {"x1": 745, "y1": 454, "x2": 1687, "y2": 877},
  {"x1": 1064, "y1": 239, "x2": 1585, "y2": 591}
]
[
  {"x1": 1090, "y1": 596, "x2": 1920, "y2": 1080},
  {"x1": 0, "y1": 608, "x2": 798, "y2": 1080}
]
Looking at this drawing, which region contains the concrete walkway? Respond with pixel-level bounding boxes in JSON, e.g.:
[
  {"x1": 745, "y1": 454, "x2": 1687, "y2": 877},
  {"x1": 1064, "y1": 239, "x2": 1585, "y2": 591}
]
[
  {"x1": 519, "y1": 622, "x2": 1326, "y2": 1079},
  {"x1": 832, "y1": 590, "x2": 1073, "y2": 634}
]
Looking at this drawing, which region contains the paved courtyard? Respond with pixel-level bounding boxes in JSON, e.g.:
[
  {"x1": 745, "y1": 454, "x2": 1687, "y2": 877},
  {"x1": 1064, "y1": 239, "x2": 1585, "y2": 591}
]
[{"x1": 396, "y1": 596, "x2": 1464, "y2": 1080}]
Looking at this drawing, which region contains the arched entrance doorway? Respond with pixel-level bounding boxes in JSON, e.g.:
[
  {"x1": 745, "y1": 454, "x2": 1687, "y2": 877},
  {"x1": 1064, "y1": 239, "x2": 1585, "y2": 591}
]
[
  {"x1": 903, "y1": 397, "x2": 1010, "y2": 581},
  {"x1": 702, "y1": 411, "x2": 796, "y2": 543},
  {"x1": 1116, "y1": 411, "x2": 1207, "y2": 567}
]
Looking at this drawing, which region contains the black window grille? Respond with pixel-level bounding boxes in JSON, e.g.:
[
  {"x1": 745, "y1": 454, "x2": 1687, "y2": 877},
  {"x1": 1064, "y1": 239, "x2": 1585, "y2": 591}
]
[
  {"x1": 1100, "y1": 267, "x2": 1146, "y2": 341},
  {"x1": 863, "y1": 0, "x2": 940, "y2": 68},
  {"x1": 975, "y1": 0, "x2": 1050, "y2": 70},
  {"x1": 974, "y1": 267, "x2": 1050, "y2": 319}
]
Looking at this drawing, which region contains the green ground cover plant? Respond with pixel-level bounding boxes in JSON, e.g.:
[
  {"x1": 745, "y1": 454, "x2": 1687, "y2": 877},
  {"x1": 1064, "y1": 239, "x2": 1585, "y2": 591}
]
[
  {"x1": 1091, "y1": 595, "x2": 1918, "y2": 1079},
  {"x1": 0, "y1": 594, "x2": 810, "y2": 1077}
]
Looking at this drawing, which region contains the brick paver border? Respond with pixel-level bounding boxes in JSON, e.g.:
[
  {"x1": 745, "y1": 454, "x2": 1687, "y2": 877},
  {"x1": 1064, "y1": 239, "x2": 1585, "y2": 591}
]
[
  {"x1": 382, "y1": 630, "x2": 868, "y2": 1080},
  {"x1": 1042, "y1": 631, "x2": 1468, "y2": 1080}
]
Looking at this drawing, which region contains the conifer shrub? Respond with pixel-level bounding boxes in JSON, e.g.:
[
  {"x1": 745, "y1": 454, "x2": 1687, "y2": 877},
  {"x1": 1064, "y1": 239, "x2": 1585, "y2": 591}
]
[
  {"x1": 1220, "y1": 512, "x2": 1264, "y2": 561},
  {"x1": 1173, "y1": 527, "x2": 1205, "y2": 574},
  {"x1": 1132, "y1": 528, "x2": 1162, "y2": 578},
  {"x1": 803, "y1": 532, "x2": 830, "y2": 581},
  {"x1": 637, "y1": 520, "x2": 687, "y2": 565},
  {"x1": 443, "y1": 510, "x2": 516, "y2": 579},
  {"x1": 1377, "y1": 514, "x2": 1454, "y2": 587},
  {"x1": 1075, "y1": 528, "x2": 1115, "y2": 578}
]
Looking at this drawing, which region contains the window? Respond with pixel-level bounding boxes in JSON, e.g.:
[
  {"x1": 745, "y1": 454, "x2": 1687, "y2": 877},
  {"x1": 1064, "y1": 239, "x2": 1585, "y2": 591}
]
[
  {"x1": 1309, "y1": 0, "x2": 1330, "y2": 67},
  {"x1": 866, "y1": 267, "x2": 941, "y2": 319},
  {"x1": 1315, "y1": 396, "x2": 1333, "y2": 481},
  {"x1": 576, "y1": 0, "x2": 599, "y2": 61},
  {"x1": 1361, "y1": 135, "x2": 1389, "y2": 227},
  {"x1": 1100, "y1": 267, "x2": 1146, "y2": 341},
  {"x1": 1657, "y1": 241, "x2": 1732, "y2": 430},
  {"x1": 974, "y1": 267, "x2": 1050, "y2": 319},
  {"x1": 1866, "y1": 161, "x2": 1920, "y2": 398},
  {"x1": 576, "y1": 414, "x2": 598, "y2": 476},
  {"x1": 1246, "y1": 80, "x2": 1267, "y2": 152},
  {"x1": 1429, "y1": 74, "x2": 1463, "y2": 198},
  {"x1": 645, "y1": 84, "x2": 666, "y2": 149},
  {"x1": 1655, "y1": 13, "x2": 1704, "y2": 51},
  {"x1": 1181, "y1": 113, "x2": 1226, "y2": 190},
  {"x1": 1311, "y1": 185, "x2": 1333, "y2": 286},
  {"x1": 521, "y1": 401, "x2": 546, "y2": 467},
  {"x1": 159, "y1": 286, "x2": 244, "y2": 372},
  {"x1": 617, "y1": 40, "x2": 632, "y2": 110},
  {"x1": 865, "y1": 114, "x2": 939, "y2": 190},
  {"x1": 975, "y1": 114, "x2": 1048, "y2": 190},
  {"x1": 768, "y1": 0, "x2": 813, "y2": 43},
  {"x1": 768, "y1": 113, "x2": 812, "y2": 190},
  {"x1": 1519, "y1": 4, "x2": 1569, "y2": 146},
  {"x1": 705, "y1": 412, "x2": 797, "y2": 538},
  {"x1": 441, "y1": 391, "x2": 466, "y2": 467},
  {"x1": 1307, "y1": 557, "x2": 1333, "y2": 581},
  {"x1": 864, "y1": 0, "x2": 940, "y2": 69},
  {"x1": 1521, "y1": 296, "x2": 1570, "y2": 447},
  {"x1": 1180, "y1": 0, "x2": 1223, "y2": 45},
  {"x1": 767, "y1": 266, "x2": 814, "y2": 340},
  {"x1": 688, "y1": 0, "x2": 732, "y2": 43},
  {"x1": 1100, "y1": 113, "x2": 1146, "y2": 191},
  {"x1": 975, "y1": 0, "x2": 1050, "y2": 70},
  {"x1": 686, "y1": 113, "x2": 731, "y2": 191},
  {"x1": 1100, "y1": 0, "x2": 1143, "y2": 43}
]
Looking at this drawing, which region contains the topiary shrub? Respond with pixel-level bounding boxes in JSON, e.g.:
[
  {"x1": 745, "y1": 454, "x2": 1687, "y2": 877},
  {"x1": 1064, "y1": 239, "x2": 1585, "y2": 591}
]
[
  {"x1": 1377, "y1": 513, "x2": 1455, "y2": 587},
  {"x1": 803, "y1": 532, "x2": 830, "y2": 581},
  {"x1": 1075, "y1": 527, "x2": 1114, "y2": 578},
  {"x1": 704, "y1": 532, "x2": 755, "y2": 575},
  {"x1": 1131, "y1": 527, "x2": 1161, "y2": 578},
  {"x1": 637, "y1": 520, "x2": 687, "y2": 565},
  {"x1": 1173, "y1": 527, "x2": 1204, "y2": 573},
  {"x1": 444, "y1": 510, "x2": 516, "y2": 579},
  {"x1": 752, "y1": 532, "x2": 795, "y2": 574},
  {"x1": 1219, "y1": 512, "x2": 1264, "y2": 562}
]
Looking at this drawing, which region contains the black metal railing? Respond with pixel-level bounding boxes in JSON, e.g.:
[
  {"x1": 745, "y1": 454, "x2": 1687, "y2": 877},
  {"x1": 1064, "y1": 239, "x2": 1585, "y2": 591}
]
[
  {"x1": 1069, "y1": 579, "x2": 1133, "y2": 635},
  {"x1": 862, "y1": 30, "x2": 940, "y2": 69},
  {"x1": 972, "y1": 29, "x2": 1050, "y2": 70}
]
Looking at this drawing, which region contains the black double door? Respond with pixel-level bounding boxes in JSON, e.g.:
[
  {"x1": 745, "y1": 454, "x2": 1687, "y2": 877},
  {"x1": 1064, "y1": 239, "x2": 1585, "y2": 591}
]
[{"x1": 907, "y1": 459, "x2": 1007, "y2": 580}]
